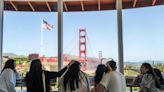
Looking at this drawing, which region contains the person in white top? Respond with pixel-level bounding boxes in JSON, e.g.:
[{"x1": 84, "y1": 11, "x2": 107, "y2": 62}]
[
  {"x1": 0, "y1": 59, "x2": 17, "y2": 92},
  {"x1": 95, "y1": 60, "x2": 126, "y2": 92}
]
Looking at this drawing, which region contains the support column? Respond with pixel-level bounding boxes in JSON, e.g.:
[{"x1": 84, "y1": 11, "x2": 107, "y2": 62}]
[
  {"x1": 57, "y1": 1, "x2": 63, "y2": 91},
  {"x1": 0, "y1": 0, "x2": 4, "y2": 72},
  {"x1": 116, "y1": 0, "x2": 124, "y2": 74},
  {"x1": 57, "y1": 0, "x2": 63, "y2": 70}
]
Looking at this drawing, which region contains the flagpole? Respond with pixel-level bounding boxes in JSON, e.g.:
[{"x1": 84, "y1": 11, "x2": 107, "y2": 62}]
[{"x1": 41, "y1": 19, "x2": 43, "y2": 57}]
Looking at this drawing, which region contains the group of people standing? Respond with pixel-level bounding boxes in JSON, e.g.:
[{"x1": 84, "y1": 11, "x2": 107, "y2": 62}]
[
  {"x1": 0, "y1": 59, "x2": 89, "y2": 92},
  {"x1": 0, "y1": 58, "x2": 163, "y2": 92}
]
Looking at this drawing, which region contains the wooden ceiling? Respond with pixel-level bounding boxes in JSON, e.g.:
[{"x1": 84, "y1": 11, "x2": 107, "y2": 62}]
[{"x1": 4, "y1": 0, "x2": 164, "y2": 12}]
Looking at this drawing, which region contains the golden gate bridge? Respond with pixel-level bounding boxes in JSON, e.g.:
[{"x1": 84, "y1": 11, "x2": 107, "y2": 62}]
[{"x1": 29, "y1": 29, "x2": 103, "y2": 70}]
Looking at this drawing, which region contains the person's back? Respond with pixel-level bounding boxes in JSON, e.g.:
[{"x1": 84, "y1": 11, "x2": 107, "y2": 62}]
[
  {"x1": 0, "y1": 69, "x2": 16, "y2": 92},
  {"x1": 25, "y1": 71, "x2": 43, "y2": 92},
  {"x1": 100, "y1": 71, "x2": 126, "y2": 92},
  {"x1": 62, "y1": 61, "x2": 90, "y2": 92},
  {"x1": 109, "y1": 71, "x2": 125, "y2": 92},
  {"x1": 63, "y1": 71, "x2": 89, "y2": 92},
  {"x1": 0, "y1": 59, "x2": 17, "y2": 92},
  {"x1": 25, "y1": 59, "x2": 69, "y2": 92}
]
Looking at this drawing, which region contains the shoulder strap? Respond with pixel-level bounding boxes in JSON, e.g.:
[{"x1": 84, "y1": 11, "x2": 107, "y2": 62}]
[
  {"x1": 58, "y1": 67, "x2": 69, "y2": 92},
  {"x1": 42, "y1": 71, "x2": 46, "y2": 92},
  {"x1": 81, "y1": 71, "x2": 90, "y2": 92}
]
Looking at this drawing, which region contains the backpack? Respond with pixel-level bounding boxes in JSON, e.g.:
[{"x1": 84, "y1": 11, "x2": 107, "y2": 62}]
[
  {"x1": 154, "y1": 68, "x2": 164, "y2": 85},
  {"x1": 153, "y1": 68, "x2": 164, "y2": 89}
]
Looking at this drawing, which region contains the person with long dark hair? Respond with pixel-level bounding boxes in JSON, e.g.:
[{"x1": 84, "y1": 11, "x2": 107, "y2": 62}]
[
  {"x1": 95, "y1": 60, "x2": 126, "y2": 92},
  {"x1": 0, "y1": 59, "x2": 17, "y2": 92},
  {"x1": 62, "y1": 60, "x2": 90, "y2": 92},
  {"x1": 91, "y1": 64, "x2": 107, "y2": 92},
  {"x1": 25, "y1": 59, "x2": 72, "y2": 92},
  {"x1": 133, "y1": 63, "x2": 160, "y2": 92},
  {"x1": 94, "y1": 64, "x2": 107, "y2": 86}
]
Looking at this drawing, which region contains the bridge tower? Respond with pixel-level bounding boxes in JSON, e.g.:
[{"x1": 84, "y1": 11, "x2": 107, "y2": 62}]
[
  {"x1": 79, "y1": 29, "x2": 87, "y2": 70},
  {"x1": 79, "y1": 29, "x2": 87, "y2": 62},
  {"x1": 99, "y1": 51, "x2": 102, "y2": 63}
]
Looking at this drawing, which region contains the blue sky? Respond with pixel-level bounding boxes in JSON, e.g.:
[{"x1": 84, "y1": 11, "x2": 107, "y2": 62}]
[{"x1": 3, "y1": 5, "x2": 164, "y2": 62}]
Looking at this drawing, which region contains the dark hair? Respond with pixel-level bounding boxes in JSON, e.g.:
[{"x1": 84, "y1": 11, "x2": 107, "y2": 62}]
[
  {"x1": 107, "y1": 60, "x2": 117, "y2": 70},
  {"x1": 63, "y1": 60, "x2": 81, "y2": 91},
  {"x1": 94, "y1": 64, "x2": 107, "y2": 85},
  {"x1": 2, "y1": 59, "x2": 16, "y2": 73},
  {"x1": 26, "y1": 59, "x2": 42, "y2": 90},
  {"x1": 154, "y1": 68, "x2": 164, "y2": 85},
  {"x1": 142, "y1": 63, "x2": 161, "y2": 88},
  {"x1": 29, "y1": 59, "x2": 42, "y2": 73}
]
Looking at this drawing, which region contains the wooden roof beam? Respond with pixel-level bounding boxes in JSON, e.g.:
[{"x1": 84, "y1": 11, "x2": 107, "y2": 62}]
[
  {"x1": 81, "y1": 1, "x2": 84, "y2": 11},
  {"x1": 98, "y1": 0, "x2": 100, "y2": 10},
  {"x1": 133, "y1": 0, "x2": 137, "y2": 8},
  {"x1": 64, "y1": 2, "x2": 68, "y2": 11},
  {"x1": 46, "y1": 2, "x2": 51, "y2": 11},
  {"x1": 28, "y1": 1, "x2": 35, "y2": 11},
  {"x1": 9, "y1": 1, "x2": 18, "y2": 11},
  {"x1": 152, "y1": 0, "x2": 156, "y2": 6}
]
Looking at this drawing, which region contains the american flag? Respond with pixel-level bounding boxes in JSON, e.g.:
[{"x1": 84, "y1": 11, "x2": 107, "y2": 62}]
[{"x1": 42, "y1": 20, "x2": 53, "y2": 31}]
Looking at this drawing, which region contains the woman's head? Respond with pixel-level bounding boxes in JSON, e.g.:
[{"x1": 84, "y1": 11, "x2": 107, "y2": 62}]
[
  {"x1": 95, "y1": 64, "x2": 107, "y2": 85},
  {"x1": 140, "y1": 63, "x2": 153, "y2": 74},
  {"x1": 64, "y1": 60, "x2": 81, "y2": 91},
  {"x1": 106, "y1": 60, "x2": 117, "y2": 71},
  {"x1": 2, "y1": 59, "x2": 16, "y2": 72},
  {"x1": 30, "y1": 59, "x2": 42, "y2": 73}
]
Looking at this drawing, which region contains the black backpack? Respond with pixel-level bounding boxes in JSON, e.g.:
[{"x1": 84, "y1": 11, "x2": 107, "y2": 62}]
[
  {"x1": 153, "y1": 68, "x2": 164, "y2": 89},
  {"x1": 154, "y1": 68, "x2": 164, "y2": 85}
]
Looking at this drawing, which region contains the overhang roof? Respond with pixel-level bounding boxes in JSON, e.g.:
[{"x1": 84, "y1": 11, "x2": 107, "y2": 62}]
[{"x1": 4, "y1": 0, "x2": 164, "y2": 12}]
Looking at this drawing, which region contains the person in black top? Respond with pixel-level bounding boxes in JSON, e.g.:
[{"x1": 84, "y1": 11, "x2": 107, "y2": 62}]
[{"x1": 25, "y1": 59, "x2": 71, "y2": 92}]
